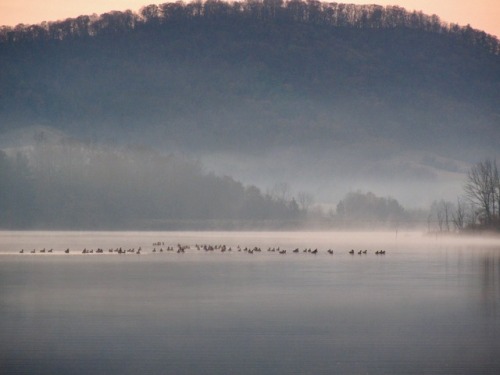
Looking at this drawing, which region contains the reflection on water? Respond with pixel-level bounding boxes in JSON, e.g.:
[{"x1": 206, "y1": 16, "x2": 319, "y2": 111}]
[
  {"x1": 1, "y1": 231, "x2": 500, "y2": 374},
  {"x1": 480, "y1": 254, "x2": 500, "y2": 317}
]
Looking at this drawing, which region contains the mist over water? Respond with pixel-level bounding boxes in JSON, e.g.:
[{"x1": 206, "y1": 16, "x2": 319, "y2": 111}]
[
  {"x1": 1, "y1": 231, "x2": 499, "y2": 374},
  {"x1": 1, "y1": 3, "x2": 499, "y2": 372},
  {"x1": 201, "y1": 147, "x2": 468, "y2": 208}
]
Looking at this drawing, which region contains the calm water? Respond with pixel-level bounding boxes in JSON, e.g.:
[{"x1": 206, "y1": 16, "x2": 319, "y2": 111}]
[{"x1": 1, "y1": 231, "x2": 499, "y2": 374}]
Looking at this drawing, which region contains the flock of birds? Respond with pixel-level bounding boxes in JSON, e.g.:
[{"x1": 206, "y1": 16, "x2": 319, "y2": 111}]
[{"x1": 18, "y1": 242, "x2": 387, "y2": 256}]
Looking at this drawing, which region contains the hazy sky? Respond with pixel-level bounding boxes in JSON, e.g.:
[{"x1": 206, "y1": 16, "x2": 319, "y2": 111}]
[{"x1": 0, "y1": 0, "x2": 499, "y2": 37}]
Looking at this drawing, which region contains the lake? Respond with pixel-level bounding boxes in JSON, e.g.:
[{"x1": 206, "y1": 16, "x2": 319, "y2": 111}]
[{"x1": 1, "y1": 231, "x2": 499, "y2": 374}]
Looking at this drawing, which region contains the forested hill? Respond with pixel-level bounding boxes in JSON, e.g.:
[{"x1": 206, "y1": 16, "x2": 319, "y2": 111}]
[{"x1": 1, "y1": 0, "x2": 498, "y2": 156}]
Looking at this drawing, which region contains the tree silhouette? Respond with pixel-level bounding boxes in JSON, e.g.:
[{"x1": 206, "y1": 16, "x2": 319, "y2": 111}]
[
  {"x1": 1, "y1": 1, "x2": 498, "y2": 54},
  {"x1": 464, "y1": 159, "x2": 500, "y2": 227}
]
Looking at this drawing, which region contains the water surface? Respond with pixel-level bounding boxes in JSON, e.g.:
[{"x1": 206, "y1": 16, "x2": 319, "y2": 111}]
[{"x1": 1, "y1": 231, "x2": 499, "y2": 374}]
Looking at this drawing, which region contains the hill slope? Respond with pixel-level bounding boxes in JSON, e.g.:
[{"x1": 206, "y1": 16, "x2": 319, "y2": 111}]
[{"x1": 1, "y1": 1, "x2": 499, "y2": 206}]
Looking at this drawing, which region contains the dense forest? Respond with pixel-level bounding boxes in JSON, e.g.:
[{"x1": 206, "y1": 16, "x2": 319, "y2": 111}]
[
  {"x1": 0, "y1": 144, "x2": 302, "y2": 229},
  {"x1": 2, "y1": 1, "x2": 498, "y2": 52},
  {"x1": 1, "y1": 1, "x2": 499, "y2": 228},
  {"x1": 0, "y1": 139, "x2": 424, "y2": 229},
  {"x1": 335, "y1": 191, "x2": 407, "y2": 227},
  {"x1": 0, "y1": 0, "x2": 498, "y2": 153}
]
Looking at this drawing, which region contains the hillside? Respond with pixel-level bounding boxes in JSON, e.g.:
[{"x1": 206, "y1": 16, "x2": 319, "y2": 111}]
[{"x1": 1, "y1": 0, "x2": 499, "y2": 207}]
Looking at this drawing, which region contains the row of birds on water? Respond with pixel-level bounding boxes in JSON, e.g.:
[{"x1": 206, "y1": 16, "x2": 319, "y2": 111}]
[{"x1": 18, "y1": 243, "x2": 387, "y2": 255}]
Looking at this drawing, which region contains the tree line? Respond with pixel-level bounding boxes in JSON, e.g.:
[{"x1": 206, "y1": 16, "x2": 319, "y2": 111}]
[
  {"x1": 428, "y1": 159, "x2": 500, "y2": 233},
  {"x1": 334, "y1": 191, "x2": 408, "y2": 228},
  {"x1": 0, "y1": 144, "x2": 420, "y2": 230},
  {"x1": 1, "y1": 0, "x2": 498, "y2": 55},
  {"x1": 3, "y1": 141, "x2": 498, "y2": 231},
  {"x1": 0, "y1": 144, "x2": 302, "y2": 229},
  {"x1": 0, "y1": 0, "x2": 497, "y2": 156},
  {"x1": 329, "y1": 160, "x2": 500, "y2": 233}
]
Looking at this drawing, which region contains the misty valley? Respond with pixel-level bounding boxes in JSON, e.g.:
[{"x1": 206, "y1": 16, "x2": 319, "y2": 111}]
[
  {"x1": 1, "y1": 140, "x2": 499, "y2": 233},
  {"x1": 1, "y1": 1, "x2": 500, "y2": 374},
  {"x1": 0, "y1": 141, "x2": 418, "y2": 230},
  {"x1": 1, "y1": 1, "x2": 499, "y2": 231}
]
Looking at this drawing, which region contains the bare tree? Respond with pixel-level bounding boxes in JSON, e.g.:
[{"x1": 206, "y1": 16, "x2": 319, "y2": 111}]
[
  {"x1": 427, "y1": 212, "x2": 433, "y2": 233},
  {"x1": 464, "y1": 159, "x2": 497, "y2": 226},
  {"x1": 442, "y1": 200, "x2": 453, "y2": 232},
  {"x1": 297, "y1": 191, "x2": 314, "y2": 212},
  {"x1": 452, "y1": 197, "x2": 466, "y2": 231},
  {"x1": 436, "y1": 206, "x2": 444, "y2": 231},
  {"x1": 466, "y1": 202, "x2": 480, "y2": 228},
  {"x1": 429, "y1": 200, "x2": 453, "y2": 232},
  {"x1": 270, "y1": 182, "x2": 291, "y2": 202},
  {"x1": 430, "y1": 200, "x2": 444, "y2": 232}
]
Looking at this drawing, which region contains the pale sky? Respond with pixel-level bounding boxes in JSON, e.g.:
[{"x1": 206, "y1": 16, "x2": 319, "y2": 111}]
[{"x1": 0, "y1": 0, "x2": 499, "y2": 37}]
